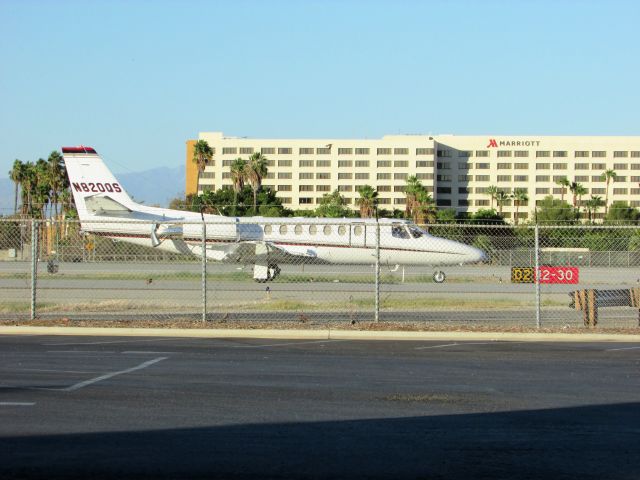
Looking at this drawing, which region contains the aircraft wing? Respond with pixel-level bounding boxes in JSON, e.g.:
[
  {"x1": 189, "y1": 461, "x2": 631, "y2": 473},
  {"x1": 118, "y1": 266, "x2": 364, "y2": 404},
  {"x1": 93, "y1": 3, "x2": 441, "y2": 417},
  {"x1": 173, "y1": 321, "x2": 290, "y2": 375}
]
[{"x1": 207, "y1": 241, "x2": 324, "y2": 264}]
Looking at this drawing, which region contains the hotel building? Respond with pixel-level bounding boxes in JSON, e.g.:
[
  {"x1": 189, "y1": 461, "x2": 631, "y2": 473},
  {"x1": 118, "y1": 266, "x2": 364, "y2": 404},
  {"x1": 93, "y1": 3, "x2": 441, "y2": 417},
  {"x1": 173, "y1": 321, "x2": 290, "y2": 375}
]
[{"x1": 186, "y1": 132, "x2": 640, "y2": 221}]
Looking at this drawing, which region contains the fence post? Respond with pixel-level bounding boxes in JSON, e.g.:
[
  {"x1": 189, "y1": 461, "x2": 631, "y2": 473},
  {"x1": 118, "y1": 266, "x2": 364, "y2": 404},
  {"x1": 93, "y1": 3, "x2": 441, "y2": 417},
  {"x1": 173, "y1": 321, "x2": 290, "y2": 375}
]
[
  {"x1": 202, "y1": 220, "x2": 207, "y2": 323},
  {"x1": 30, "y1": 219, "x2": 38, "y2": 320},
  {"x1": 534, "y1": 224, "x2": 541, "y2": 329},
  {"x1": 374, "y1": 219, "x2": 380, "y2": 323}
]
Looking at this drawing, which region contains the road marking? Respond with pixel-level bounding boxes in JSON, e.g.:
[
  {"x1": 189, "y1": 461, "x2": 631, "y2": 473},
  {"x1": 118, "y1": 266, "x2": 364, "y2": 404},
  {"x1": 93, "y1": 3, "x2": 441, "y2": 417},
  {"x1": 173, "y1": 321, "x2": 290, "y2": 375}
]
[
  {"x1": 122, "y1": 351, "x2": 178, "y2": 354},
  {"x1": 47, "y1": 350, "x2": 118, "y2": 354},
  {"x1": 605, "y1": 345, "x2": 640, "y2": 351},
  {"x1": 11, "y1": 368, "x2": 96, "y2": 374},
  {"x1": 43, "y1": 338, "x2": 176, "y2": 346},
  {"x1": 415, "y1": 341, "x2": 499, "y2": 350},
  {"x1": 45, "y1": 357, "x2": 168, "y2": 392},
  {"x1": 231, "y1": 339, "x2": 348, "y2": 349},
  {"x1": 0, "y1": 402, "x2": 35, "y2": 406}
]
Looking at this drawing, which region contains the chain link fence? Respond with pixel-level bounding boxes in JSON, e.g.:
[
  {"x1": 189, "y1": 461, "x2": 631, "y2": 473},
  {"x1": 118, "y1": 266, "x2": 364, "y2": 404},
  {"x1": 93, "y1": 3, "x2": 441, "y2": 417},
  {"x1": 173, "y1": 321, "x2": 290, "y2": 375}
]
[{"x1": 1, "y1": 218, "x2": 639, "y2": 329}]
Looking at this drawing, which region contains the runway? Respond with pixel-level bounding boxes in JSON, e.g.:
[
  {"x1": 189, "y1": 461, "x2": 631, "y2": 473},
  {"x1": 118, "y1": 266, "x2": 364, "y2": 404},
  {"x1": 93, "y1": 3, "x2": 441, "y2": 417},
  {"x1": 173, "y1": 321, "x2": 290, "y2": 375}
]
[{"x1": 1, "y1": 334, "x2": 639, "y2": 479}]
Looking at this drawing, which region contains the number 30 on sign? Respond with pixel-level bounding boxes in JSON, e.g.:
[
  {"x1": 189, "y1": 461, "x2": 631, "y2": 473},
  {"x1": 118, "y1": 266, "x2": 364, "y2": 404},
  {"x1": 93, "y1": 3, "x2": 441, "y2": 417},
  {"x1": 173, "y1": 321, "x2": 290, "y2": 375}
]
[{"x1": 511, "y1": 266, "x2": 579, "y2": 284}]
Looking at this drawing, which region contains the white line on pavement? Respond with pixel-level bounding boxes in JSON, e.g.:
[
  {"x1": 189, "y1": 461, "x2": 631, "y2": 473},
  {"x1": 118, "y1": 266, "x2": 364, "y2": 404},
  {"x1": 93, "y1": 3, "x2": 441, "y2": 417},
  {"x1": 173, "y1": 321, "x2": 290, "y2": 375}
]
[
  {"x1": 122, "y1": 351, "x2": 178, "y2": 354},
  {"x1": 43, "y1": 338, "x2": 177, "y2": 346},
  {"x1": 605, "y1": 345, "x2": 640, "y2": 351},
  {"x1": 46, "y1": 357, "x2": 168, "y2": 392},
  {"x1": 0, "y1": 402, "x2": 35, "y2": 406},
  {"x1": 415, "y1": 341, "x2": 502, "y2": 350},
  {"x1": 46, "y1": 350, "x2": 118, "y2": 354},
  {"x1": 10, "y1": 368, "x2": 97, "y2": 374},
  {"x1": 231, "y1": 339, "x2": 349, "y2": 349}
]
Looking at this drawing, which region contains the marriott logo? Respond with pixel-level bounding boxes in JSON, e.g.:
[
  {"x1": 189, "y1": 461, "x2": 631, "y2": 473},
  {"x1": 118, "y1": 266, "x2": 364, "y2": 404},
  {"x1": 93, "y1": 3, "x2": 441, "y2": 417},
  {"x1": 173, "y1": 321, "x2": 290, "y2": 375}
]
[{"x1": 486, "y1": 138, "x2": 541, "y2": 148}]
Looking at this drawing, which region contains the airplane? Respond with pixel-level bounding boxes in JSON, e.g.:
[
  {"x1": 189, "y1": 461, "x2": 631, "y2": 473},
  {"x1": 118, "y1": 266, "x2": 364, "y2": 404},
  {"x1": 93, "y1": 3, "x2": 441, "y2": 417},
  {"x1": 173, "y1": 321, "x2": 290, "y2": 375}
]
[{"x1": 61, "y1": 146, "x2": 486, "y2": 283}]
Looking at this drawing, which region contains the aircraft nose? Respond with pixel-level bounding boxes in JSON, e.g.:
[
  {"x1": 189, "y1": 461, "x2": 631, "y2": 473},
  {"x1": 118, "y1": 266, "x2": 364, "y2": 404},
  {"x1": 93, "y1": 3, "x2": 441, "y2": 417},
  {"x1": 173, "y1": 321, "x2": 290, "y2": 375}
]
[{"x1": 461, "y1": 243, "x2": 487, "y2": 263}]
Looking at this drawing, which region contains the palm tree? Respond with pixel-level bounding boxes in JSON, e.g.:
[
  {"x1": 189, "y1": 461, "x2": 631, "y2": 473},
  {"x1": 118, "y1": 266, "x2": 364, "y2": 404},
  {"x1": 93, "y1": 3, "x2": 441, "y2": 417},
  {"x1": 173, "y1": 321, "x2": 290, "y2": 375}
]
[
  {"x1": 9, "y1": 159, "x2": 25, "y2": 215},
  {"x1": 486, "y1": 185, "x2": 499, "y2": 209},
  {"x1": 356, "y1": 185, "x2": 378, "y2": 218},
  {"x1": 413, "y1": 189, "x2": 436, "y2": 224},
  {"x1": 20, "y1": 162, "x2": 37, "y2": 216},
  {"x1": 46, "y1": 151, "x2": 65, "y2": 219},
  {"x1": 192, "y1": 140, "x2": 214, "y2": 188},
  {"x1": 495, "y1": 190, "x2": 510, "y2": 218},
  {"x1": 585, "y1": 195, "x2": 605, "y2": 223},
  {"x1": 244, "y1": 152, "x2": 269, "y2": 214},
  {"x1": 229, "y1": 157, "x2": 247, "y2": 215},
  {"x1": 555, "y1": 177, "x2": 570, "y2": 203},
  {"x1": 574, "y1": 183, "x2": 588, "y2": 219},
  {"x1": 601, "y1": 169, "x2": 617, "y2": 216},
  {"x1": 404, "y1": 175, "x2": 423, "y2": 219},
  {"x1": 512, "y1": 188, "x2": 528, "y2": 225}
]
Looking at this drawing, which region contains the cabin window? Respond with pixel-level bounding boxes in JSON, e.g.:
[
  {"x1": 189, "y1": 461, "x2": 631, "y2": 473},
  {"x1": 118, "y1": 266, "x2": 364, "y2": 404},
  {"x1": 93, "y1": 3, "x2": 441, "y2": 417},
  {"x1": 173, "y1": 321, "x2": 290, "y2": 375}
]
[
  {"x1": 409, "y1": 226, "x2": 424, "y2": 238},
  {"x1": 353, "y1": 225, "x2": 363, "y2": 236},
  {"x1": 309, "y1": 225, "x2": 317, "y2": 235},
  {"x1": 294, "y1": 225, "x2": 303, "y2": 235},
  {"x1": 264, "y1": 225, "x2": 272, "y2": 235},
  {"x1": 338, "y1": 225, "x2": 346, "y2": 236},
  {"x1": 392, "y1": 224, "x2": 410, "y2": 239},
  {"x1": 279, "y1": 225, "x2": 287, "y2": 235},
  {"x1": 323, "y1": 225, "x2": 332, "y2": 235}
]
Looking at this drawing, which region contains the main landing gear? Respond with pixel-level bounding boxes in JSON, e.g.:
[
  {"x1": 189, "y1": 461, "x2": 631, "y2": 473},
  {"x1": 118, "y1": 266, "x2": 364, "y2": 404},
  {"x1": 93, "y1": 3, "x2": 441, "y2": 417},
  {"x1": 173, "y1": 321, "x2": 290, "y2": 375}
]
[
  {"x1": 432, "y1": 270, "x2": 446, "y2": 283},
  {"x1": 254, "y1": 263, "x2": 281, "y2": 283}
]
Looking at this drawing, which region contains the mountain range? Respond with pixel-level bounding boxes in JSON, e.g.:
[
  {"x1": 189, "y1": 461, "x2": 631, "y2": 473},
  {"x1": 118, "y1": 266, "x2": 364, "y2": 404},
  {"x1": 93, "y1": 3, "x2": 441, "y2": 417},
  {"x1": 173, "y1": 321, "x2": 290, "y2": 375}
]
[{"x1": 0, "y1": 165, "x2": 185, "y2": 216}]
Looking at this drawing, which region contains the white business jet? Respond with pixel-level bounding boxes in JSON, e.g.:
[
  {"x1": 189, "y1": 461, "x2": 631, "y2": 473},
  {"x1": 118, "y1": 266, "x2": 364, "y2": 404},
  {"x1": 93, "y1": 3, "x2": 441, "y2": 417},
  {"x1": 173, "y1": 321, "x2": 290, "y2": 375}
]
[{"x1": 62, "y1": 146, "x2": 485, "y2": 283}]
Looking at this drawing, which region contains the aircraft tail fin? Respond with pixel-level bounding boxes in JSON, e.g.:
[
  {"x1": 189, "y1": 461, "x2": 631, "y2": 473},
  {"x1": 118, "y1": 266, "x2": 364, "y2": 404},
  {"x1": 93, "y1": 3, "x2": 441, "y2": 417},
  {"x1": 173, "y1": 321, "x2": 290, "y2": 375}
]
[{"x1": 62, "y1": 146, "x2": 138, "y2": 220}]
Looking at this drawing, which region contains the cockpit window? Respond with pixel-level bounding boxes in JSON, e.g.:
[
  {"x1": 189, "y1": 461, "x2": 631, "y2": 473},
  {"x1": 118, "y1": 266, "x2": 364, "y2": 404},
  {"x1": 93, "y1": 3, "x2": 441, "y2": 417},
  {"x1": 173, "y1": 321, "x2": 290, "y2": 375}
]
[
  {"x1": 409, "y1": 226, "x2": 425, "y2": 238},
  {"x1": 391, "y1": 224, "x2": 410, "y2": 239}
]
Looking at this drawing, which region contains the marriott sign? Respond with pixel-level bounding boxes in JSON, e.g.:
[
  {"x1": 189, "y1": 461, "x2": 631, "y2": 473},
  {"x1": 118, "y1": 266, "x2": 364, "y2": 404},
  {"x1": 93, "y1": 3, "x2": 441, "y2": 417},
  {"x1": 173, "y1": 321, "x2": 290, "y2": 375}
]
[{"x1": 486, "y1": 138, "x2": 541, "y2": 148}]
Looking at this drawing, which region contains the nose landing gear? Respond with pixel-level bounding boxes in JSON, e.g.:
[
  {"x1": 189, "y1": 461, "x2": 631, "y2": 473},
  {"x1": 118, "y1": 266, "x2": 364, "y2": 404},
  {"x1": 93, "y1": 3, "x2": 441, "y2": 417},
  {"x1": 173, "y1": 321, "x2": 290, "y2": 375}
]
[{"x1": 432, "y1": 270, "x2": 446, "y2": 283}]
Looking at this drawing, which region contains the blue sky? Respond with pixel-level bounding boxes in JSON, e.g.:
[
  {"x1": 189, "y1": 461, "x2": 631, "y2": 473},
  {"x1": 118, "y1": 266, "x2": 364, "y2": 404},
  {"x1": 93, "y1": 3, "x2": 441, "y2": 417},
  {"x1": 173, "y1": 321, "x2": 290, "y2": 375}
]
[{"x1": 1, "y1": 0, "x2": 639, "y2": 177}]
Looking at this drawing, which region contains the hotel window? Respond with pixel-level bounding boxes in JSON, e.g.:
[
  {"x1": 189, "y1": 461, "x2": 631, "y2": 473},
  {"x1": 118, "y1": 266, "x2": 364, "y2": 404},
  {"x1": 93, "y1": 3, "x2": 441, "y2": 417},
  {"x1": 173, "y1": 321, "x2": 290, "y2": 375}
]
[
  {"x1": 377, "y1": 185, "x2": 391, "y2": 192},
  {"x1": 378, "y1": 198, "x2": 391, "y2": 205},
  {"x1": 394, "y1": 198, "x2": 406, "y2": 205},
  {"x1": 437, "y1": 149, "x2": 451, "y2": 157},
  {"x1": 205, "y1": 159, "x2": 215, "y2": 166},
  {"x1": 395, "y1": 185, "x2": 407, "y2": 192},
  {"x1": 591, "y1": 175, "x2": 605, "y2": 182},
  {"x1": 536, "y1": 188, "x2": 549, "y2": 194},
  {"x1": 355, "y1": 148, "x2": 370, "y2": 155},
  {"x1": 614, "y1": 163, "x2": 628, "y2": 170},
  {"x1": 613, "y1": 188, "x2": 628, "y2": 195},
  {"x1": 497, "y1": 163, "x2": 512, "y2": 169},
  {"x1": 316, "y1": 172, "x2": 331, "y2": 180},
  {"x1": 239, "y1": 147, "x2": 253, "y2": 155},
  {"x1": 631, "y1": 151, "x2": 640, "y2": 158},
  {"x1": 394, "y1": 173, "x2": 408, "y2": 180},
  {"x1": 437, "y1": 175, "x2": 452, "y2": 182},
  {"x1": 338, "y1": 185, "x2": 352, "y2": 192},
  {"x1": 497, "y1": 175, "x2": 512, "y2": 182},
  {"x1": 475, "y1": 199, "x2": 490, "y2": 206},
  {"x1": 299, "y1": 172, "x2": 314, "y2": 179},
  {"x1": 338, "y1": 160, "x2": 353, "y2": 168},
  {"x1": 632, "y1": 164, "x2": 640, "y2": 170},
  {"x1": 476, "y1": 150, "x2": 489, "y2": 157},
  {"x1": 552, "y1": 188, "x2": 563, "y2": 195},
  {"x1": 377, "y1": 148, "x2": 391, "y2": 155},
  {"x1": 266, "y1": 159, "x2": 275, "y2": 167},
  {"x1": 476, "y1": 163, "x2": 490, "y2": 169},
  {"x1": 299, "y1": 148, "x2": 314, "y2": 155},
  {"x1": 614, "y1": 176, "x2": 627, "y2": 182},
  {"x1": 416, "y1": 148, "x2": 435, "y2": 155},
  {"x1": 261, "y1": 147, "x2": 275, "y2": 154},
  {"x1": 476, "y1": 187, "x2": 489, "y2": 194},
  {"x1": 437, "y1": 162, "x2": 450, "y2": 170},
  {"x1": 355, "y1": 172, "x2": 369, "y2": 180},
  {"x1": 437, "y1": 199, "x2": 452, "y2": 207},
  {"x1": 417, "y1": 160, "x2": 434, "y2": 168},
  {"x1": 632, "y1": 176, "x2": 640, "y2": 182},
  {"x1": 342, "y1": 198, "x2": 353, "y2": 204},
  {"x1": 632, "y1": 188, "x2": 640, "y2": 195},
  {"x1": 299, "y1": 160, "x2": 314, "y2": 167},
  {"x1": 476, "y1": 175, "x2": 490, "y2": 182},
  {"x1": 458, "y1": 175, "x2": 472, "y2": 182},
  {"x1": 222, "y1": 159, "x2": 233, "y2": 167},
  {"x1": 632, "y1": 200, "x2": 640, "y2": 207},
  {"x1": 338, "y1": 148, "x2": 353, "y2": 155},
  {"x1": 316, "y1": 147, "x2": 331, "y2": 155},
  {"x1": 278, "y1": 159, "x2": 292, "y2": 167},
  {"x1": 417, "y1": 173, "x2": 434, "y2": 180},
  {"x1": 200, "y1": 171, "x2": 215, "y2": 179},
  {"x1": 575, "y1": 176, "x2": 589, "y2": 182},
  {"x1": 355, "y1": 160, "x2": 370, "y2": 168},
  {"x1": 277, "y1": 185, "x2": 292, "y2": 191},
  {"x1": 377, "y1": 160, "x2": 391, "y2": 168},
  {"x1": 592, "y1": 188, "x2": 606, "y2": 194},
  {"x1": 299, "y1": 197, "x2": 313, "y2": 204},
  {"x1": 338, "y1": 173, "x2": 352, "y2": 180},
  {"x1": 280, "y1": 197, "x2": 292, "y2": 204},
  {"x1": 377, "y1": 172, "x2": 392, "y2": 180},
  {"x1": 316, "y1": 160, "x2": 331, "y2": 167},
  {"x1": 514, "y1": 151, "x2": 529, "y2": 157},
  {"x1": 536, "y1": 175, "x2": 550, "y2": 182},
  {"x1": 514, "y1": 163, "x2": 528, "y2": 170},
  {"x1": 394, "y1": 160, "x2": 409, "y2": 168},
  {"x1": 222, "y1": 147, "x2": 237, "y2": 155},
  {"x1": 592, "y1": 151, "x2": 606, "y2": 158},
  {"x1": 394, "y1": 148, "x2": 409, "y2": 155},
  {"x1": 278, "y1": 147, "x2": 292, "y2": 154},
  {"x1": 459, "y1": 187, "x2": 471, "y2": 194},
  {"x1": 575, "y1": 163, "x2": 589, "y2": 170},
  {"x1": 553, "y1": 176, "x2": 567, "y2": 182},
  {"x1": 458, "y1": 150, "x2": 473, "y2": 157},
  {"x1": 536, "y1": 151, "x2": 550, "y2": 157},
  {"x1": 221, "y1": 172, "x2": 231, "y2": 179},
  {"x1": 199, "y1": 184, "x2": 215, "y2": 192},
  {"x1": 457, "y1": 163, "x2": 471, "y2": 170},
  {"x1": 317, "y1": 185, "x2": 331, "y2": 192},
  {"x1": 437, "y1": 187, "x2": 451, "y2": 194},
  {"x1": 614, "y1": 151, "x2": 628, "y2": 158},
  {"x1": 553, "y1": 163, "x2": 567, "y2": 170},
  {"x1": 458, "y1": 199, "x2": 471, "y2": 206},
  {"x1": 591, "y1": 163, "x2": 606, "y2": 170},
  {"x1": 278, "y1": 172, "x2": 292, "y2": 179},
  {"x1": 536, "y1": 163, "x2": 550, "y2": 170},
  {"x1": 553, "y1": 151, "x2": 568, "y2": 157},
  {"x1": 299, "y1": 185, "x2": 314, "y2": 192},
  {"x1": 575, "y1": 151, "x2": 589, "y2": 157},
  {"x1": 265, "y1": 172, "x2": 275, "y2": 179},
  {"x1": 497, "y1": 151, "x2": 512, "y2": 157}
]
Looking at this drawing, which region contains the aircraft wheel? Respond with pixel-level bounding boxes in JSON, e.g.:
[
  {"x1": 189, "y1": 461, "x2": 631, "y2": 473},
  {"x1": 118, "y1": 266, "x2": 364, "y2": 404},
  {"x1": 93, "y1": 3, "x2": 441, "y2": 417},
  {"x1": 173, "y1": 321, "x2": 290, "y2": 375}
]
[
  {"x1": 268, "y1": 263, "x2": 281, "y2": 281},
  {"x1": 433, "y1": 271, "x2": 446, "y2": 283}
]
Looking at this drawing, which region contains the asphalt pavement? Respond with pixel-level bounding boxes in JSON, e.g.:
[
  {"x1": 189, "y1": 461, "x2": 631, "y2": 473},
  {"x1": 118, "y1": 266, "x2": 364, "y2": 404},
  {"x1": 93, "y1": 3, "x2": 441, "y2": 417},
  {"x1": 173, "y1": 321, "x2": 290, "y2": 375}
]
[{"x1": 1, "y1": 334, "x2": 639, "y2": 479}]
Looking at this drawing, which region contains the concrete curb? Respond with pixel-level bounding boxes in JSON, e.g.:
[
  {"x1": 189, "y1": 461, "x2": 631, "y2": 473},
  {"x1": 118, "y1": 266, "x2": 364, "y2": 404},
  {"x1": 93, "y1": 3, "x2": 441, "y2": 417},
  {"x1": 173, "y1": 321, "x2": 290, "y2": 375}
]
[{"x1": 1, "y1": 326, "x2": 639, "y2": 343}]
